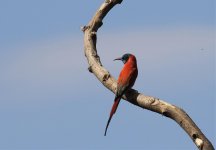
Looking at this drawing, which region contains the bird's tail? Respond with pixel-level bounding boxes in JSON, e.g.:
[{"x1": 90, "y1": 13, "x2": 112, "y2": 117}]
[{"x1": 104, "y1": 97, "x2": 121, "y2": 136}]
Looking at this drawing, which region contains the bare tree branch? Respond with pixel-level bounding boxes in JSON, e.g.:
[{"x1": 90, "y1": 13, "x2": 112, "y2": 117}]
[{"x1": 81, "y1": 0, "x2": 214, "y2": 150}]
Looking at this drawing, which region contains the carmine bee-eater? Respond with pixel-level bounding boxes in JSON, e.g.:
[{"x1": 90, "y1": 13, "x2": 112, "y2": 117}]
[{"x1": 104, "y1": 53, "x2": 138, "y2": 136}]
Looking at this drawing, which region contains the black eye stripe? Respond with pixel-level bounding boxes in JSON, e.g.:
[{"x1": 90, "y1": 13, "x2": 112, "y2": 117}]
[{"x1": 121, "y1": 53, "x2": 131, "y2": 64}]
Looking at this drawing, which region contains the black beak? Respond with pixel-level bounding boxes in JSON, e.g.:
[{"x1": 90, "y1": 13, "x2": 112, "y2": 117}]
[{"x1": 113, "y1": 57, "x2": 122, "y2": 61}]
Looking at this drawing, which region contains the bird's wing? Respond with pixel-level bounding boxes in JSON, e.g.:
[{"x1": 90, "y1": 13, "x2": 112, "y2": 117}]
[{"x1": 116, "y1": 67, "x2": 138, "y2": 98}]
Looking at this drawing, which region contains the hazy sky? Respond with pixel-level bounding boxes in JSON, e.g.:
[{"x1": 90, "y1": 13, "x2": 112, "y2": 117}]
[{"x1": 0, "y1": 0, "x2": 215, "y2": 149}]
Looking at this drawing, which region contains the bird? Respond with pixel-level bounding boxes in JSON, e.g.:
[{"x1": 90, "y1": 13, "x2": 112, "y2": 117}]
[{"x1": 104, "y1": 53, "x2": 138, "y2": 136}]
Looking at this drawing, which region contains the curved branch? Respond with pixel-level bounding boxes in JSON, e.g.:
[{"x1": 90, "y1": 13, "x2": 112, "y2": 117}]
[{"x1": 81, "y1": 0, "x2": 214, "y2": 150}]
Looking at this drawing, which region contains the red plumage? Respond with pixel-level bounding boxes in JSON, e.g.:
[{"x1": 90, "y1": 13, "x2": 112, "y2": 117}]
[{"x1": 104, "y1": 54, "x2": 138, "y2": 136}]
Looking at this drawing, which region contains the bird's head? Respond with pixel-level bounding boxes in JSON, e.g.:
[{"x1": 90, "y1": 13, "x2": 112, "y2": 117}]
[{"x1": 114, "y1": 53, "x2": 131, "y2": 64}]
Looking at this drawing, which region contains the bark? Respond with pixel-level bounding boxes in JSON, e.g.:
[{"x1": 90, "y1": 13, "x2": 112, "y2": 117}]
[{"x1": 81, "y1": 0, "x2": 214, "y2": 149}]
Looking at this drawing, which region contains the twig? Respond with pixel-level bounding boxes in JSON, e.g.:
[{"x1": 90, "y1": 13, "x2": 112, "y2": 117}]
[{"x1": 81, "y1": 0, "x2": 214, "y2": 149}]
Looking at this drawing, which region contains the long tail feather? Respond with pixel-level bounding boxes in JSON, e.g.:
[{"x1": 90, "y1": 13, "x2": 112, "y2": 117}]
[
  {"x1": 104, "y1": 115, "x2": 112, "y2": 136},
  {"x1": 104, "y1": 98, "x2": 121, "y2": 136}
]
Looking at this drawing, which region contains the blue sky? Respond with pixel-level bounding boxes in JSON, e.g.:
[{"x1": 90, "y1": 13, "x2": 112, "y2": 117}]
[{"x1": 0, "y1": 0, "x2": 215, "y2": 149}]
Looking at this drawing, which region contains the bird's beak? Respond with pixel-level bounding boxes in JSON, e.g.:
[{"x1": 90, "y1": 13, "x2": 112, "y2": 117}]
[{"x1": 113, "y1": 57, "x2": 121, "y2": 61}]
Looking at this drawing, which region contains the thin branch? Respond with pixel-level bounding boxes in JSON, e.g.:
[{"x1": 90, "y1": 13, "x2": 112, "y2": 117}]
[{"x1": 81, "y1": 0, "x2": 214, "y2": 150}]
